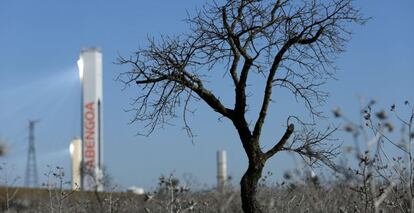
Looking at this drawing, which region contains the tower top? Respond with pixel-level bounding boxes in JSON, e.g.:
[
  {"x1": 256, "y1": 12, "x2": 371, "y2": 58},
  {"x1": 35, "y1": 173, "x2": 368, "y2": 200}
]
[{"x1": 81, "y1": 47, "x2": 101, "y2": 53}]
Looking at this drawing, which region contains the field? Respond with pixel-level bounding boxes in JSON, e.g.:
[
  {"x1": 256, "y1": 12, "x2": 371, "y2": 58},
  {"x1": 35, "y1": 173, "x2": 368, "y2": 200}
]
[{"x1": 0, "y1": 177, "x2": 408, "y2": 213}]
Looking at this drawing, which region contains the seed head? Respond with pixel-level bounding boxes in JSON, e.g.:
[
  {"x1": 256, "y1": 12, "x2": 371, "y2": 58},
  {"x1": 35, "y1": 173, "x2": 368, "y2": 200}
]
[
  {"x1": 332, "y1": 107, "x2": 342, "y2": 118},
  {"x1": 376, "y1": 110, "x2": 387, "y2": 120},
  {"x1": 0, "y1": 143, "x2": 8, "y2": 157},
  {"x1": 363, "y1": 113, "x2": 371, "y2": 120},
  {"x1": 384, "y1": 122, "x2": 394, "y2": 132}
]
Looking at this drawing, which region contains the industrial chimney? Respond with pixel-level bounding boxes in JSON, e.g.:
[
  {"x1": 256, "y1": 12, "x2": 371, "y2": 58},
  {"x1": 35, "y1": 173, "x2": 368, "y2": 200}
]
[{"x1": 217, "y1": 150, "x2": 227, "y2": 192}]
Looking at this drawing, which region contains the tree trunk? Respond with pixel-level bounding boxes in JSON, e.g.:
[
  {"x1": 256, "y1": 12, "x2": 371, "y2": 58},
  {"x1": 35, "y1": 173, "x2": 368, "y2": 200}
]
[{"x1": 240, "y1": 161, "x2": 265, "y2": 213}]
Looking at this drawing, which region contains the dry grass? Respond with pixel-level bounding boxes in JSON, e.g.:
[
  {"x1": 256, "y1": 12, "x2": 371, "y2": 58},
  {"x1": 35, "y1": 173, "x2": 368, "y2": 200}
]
[{"x1": 0, "y1": 180, "x2": 408, "y2": 213}]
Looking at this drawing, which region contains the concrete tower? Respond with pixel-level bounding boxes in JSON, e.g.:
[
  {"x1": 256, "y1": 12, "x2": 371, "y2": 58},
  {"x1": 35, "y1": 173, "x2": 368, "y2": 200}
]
[
  {"x1": 77, "y1": 48, "x2": 104, "y2": 191},
  {"x1": 217, "y1": 150, "x2": 227, "y2": 192},
  {"x1": 70, "y1": 138, "x2": 82, "y2": 190}
]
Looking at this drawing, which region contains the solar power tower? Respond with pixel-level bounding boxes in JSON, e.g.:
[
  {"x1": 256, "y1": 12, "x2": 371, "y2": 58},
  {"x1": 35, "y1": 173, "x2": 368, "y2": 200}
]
[
  {"x1": 25, "y1": 120, "x2": 39, "y2": 188},
  {"x1": 77, "y1": 48, "x2": 104, "y2": 191}
]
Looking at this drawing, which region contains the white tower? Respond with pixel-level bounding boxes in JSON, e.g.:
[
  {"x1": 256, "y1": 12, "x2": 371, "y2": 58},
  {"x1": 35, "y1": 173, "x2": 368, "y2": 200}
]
[
  {"x1": 77, "y1": 48, "x2": 104, "y2": 191},
  {"x1": 217, "y1": 150, "x2": 227, "y2": 192},
  {"x1": 70, "y1": 138, "x2": 82, "y2": 190}
]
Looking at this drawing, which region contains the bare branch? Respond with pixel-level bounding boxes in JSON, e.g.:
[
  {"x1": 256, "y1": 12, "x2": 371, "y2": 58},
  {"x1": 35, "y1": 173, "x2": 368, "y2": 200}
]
[
  {"x1": 265, "y1": 123, "x2": 295, "y2": 159},
  {"x1": 118, "y1": 1, "x2": 365, "y2": 211}
]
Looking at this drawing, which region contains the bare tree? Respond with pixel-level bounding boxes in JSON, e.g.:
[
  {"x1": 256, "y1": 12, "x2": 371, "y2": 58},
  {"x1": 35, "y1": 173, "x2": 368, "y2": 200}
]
[{"x1": 118, "y1": 0, "x2": 365, "y2": 212}]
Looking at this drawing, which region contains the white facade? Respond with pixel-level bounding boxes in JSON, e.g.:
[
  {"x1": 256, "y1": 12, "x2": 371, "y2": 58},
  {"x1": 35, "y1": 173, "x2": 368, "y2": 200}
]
[
  {"x1": 77, "y1": 48, "x2": 104, "y2": 191},
  {"x1": 217, "y1": 150, "x2": 227, "y2": 191},
  {"x1": 127, "y1": 186, "x2": 145, "y2": 195},
  {"x1": 70, "y1": 138, "x2": 82, "y2": 190}
]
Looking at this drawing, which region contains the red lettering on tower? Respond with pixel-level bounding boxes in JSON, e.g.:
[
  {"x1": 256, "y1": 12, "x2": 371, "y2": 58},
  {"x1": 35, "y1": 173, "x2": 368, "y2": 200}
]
[{"x1": 84, "y1": 102, "x2": 96, "y2": 170}]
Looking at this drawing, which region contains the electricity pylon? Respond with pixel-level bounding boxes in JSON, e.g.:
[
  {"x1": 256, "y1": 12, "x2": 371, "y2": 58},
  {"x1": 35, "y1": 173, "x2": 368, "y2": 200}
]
[{"x1": 25, "y1": 120, "x2": 39, "y2": 188}]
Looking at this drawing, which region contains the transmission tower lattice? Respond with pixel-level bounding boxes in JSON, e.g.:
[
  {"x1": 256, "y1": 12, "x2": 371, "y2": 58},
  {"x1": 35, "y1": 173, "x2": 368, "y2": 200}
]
[{"x1": 25, "y1": 120, "x2": 39, "y2": 188}]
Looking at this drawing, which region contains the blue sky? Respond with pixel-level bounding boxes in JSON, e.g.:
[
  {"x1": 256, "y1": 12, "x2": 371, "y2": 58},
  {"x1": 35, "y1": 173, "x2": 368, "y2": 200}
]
[{"x1": 0, "y1": 1, "x2": 413, "y2": 190}]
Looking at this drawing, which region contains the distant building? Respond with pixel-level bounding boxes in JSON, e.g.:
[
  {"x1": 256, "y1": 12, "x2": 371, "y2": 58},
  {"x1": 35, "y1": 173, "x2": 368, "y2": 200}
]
[
  {"x1": 127, "y1": 186, "x2": 145, "y2": 195},
  {"x1": 70, "y1": 138, "x2": 82, "y2": 190},
  {"x1": 217, "y1": 150, "x2": 227, "y2": 192}
]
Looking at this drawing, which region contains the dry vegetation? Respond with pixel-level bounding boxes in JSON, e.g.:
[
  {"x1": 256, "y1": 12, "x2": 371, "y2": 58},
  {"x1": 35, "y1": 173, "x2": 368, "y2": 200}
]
[
  {"x1": 0, "y1": 174, "x2": 410, "y2": 213},
  {"x1": 0, "y1": 100, "x2": 413, "y2": 213}
]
